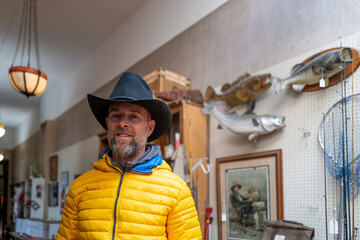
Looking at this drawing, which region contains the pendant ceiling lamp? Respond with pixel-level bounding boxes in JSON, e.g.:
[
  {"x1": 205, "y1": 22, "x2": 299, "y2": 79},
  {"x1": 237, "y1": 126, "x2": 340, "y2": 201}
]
[
  {"x1": 8, "y1": 0, "x2": 47, "y2": 98},
  {"x1": 0, "y1": 107, "x2": 4, "y2": 138},
  {"x1": 0, "y1": 124, "x2": 5, "y2": 138}
]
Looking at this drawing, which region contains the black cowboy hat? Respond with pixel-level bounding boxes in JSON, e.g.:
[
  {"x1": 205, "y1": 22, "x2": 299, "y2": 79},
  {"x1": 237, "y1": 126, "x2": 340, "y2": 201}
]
[{"x1": 87, "y1": 72, "x2": 172, "y2": 142}]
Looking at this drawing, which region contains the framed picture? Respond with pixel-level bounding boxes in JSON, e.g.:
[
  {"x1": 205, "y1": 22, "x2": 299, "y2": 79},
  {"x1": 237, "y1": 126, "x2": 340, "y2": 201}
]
[
  {"x1": 216, "y1": 149, "x2": 283, "y2": 240},
  {"x1": 50, "y1": 155, "x2": 58, "y2": 181},
  {"x1": 48, "y1": 181, "x2": 59, "y2": 207},
  {"x1": 61, "y1": 171, "x2": 69, "y2": 186}
]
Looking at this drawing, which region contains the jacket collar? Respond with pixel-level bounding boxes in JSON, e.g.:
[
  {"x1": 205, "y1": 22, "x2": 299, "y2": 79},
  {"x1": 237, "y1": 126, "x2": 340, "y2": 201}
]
[{"x1": 94, "y1": 144, "x2": 163, "y2": 174}]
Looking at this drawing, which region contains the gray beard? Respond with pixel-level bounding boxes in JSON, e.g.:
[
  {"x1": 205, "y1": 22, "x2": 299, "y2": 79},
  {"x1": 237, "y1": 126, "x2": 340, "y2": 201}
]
[{"x1": 109, "y1": 137, "x2": 146, "y2": 161}]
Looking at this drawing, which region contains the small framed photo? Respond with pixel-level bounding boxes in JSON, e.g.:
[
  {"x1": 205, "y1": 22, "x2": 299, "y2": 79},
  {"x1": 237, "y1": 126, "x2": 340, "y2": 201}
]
[{"x1": 61, "y1": 171, "x2": 69, "y2": 187}]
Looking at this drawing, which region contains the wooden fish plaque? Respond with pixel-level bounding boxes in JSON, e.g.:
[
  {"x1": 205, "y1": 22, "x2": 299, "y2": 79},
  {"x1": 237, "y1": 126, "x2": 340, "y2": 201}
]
[{"x1": 302, "y1": 47, "x2": 360, "y2": 92}]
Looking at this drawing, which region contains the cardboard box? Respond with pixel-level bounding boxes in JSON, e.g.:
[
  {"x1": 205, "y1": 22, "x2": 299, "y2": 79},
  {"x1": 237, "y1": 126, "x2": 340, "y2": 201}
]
[{"x1": 143, "y1": 68, "x2": 190, "y2": 92}]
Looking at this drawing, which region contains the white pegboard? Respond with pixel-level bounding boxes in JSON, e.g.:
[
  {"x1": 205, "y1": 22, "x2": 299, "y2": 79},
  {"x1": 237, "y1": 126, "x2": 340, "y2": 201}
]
[{"x1": 209, "y1": 32, "x2": 360, "y2": 239}]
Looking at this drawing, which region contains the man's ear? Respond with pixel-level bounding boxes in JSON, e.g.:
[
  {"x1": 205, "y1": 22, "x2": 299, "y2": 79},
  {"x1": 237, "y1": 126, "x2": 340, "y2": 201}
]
[
  {"x1": 105, "y1": 117, "x2": 108, "y2": 126},
  {"x1": 147, "y1": 120, "x2": 155, "y2": 137}
]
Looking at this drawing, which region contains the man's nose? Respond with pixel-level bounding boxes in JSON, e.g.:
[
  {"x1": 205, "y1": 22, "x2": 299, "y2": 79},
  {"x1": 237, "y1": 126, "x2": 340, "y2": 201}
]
[{"x1": 117, "y1": 119, "x2": 129, "y2": 128}]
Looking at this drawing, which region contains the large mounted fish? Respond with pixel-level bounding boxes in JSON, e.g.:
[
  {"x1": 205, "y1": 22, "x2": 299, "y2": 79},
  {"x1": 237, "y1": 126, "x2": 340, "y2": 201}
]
[
  {"x1": 201, "y1": 101, "x2": 285, "y2": 142},
  {"x1": 204, "y1": 73, "x2": 273, "y2": 109},
  {"x1": 272, "y1": 48, "x2": 355, "y2": 94}
]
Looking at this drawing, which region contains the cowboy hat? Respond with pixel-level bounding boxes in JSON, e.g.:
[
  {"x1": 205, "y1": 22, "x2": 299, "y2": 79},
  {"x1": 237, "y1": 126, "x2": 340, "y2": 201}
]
[
  {"x1": 87, "y1": 72, "x2": 172, "y2": 142},
  {"x1": 231, "y1": 181, "x2": 242, "y2": 191}
]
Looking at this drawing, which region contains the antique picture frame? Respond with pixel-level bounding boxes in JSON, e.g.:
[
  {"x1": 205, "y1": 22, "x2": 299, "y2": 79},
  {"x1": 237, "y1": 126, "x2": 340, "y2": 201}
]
[
  {"x1": 216, "y1": 149, "x2": 283, "y2": 240},
  {"x1": 61, "y1": 171, "x2": 69, "y2": 187},
  {"x1": 49, "y1": 155, "x2": 58, "y2": 181}
]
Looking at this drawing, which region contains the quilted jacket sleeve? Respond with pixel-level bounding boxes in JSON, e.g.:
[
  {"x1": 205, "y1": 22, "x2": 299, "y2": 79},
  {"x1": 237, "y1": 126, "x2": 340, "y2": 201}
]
[
  {"x1": 167, "y1": 184, "x2": 202, "y2": 240},
  {"x1": 55, "y1": 188, "x2": 79, "y2": 240}
]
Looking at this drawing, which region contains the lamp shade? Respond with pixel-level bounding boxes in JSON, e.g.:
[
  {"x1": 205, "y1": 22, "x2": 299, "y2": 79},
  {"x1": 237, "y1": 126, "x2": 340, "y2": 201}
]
[
  {"x1": 9, "y1": 66, "x2": 47, "y2": 97},
  {"x1": 0, "y1": 125, "x2": 5, "y2": 138}
]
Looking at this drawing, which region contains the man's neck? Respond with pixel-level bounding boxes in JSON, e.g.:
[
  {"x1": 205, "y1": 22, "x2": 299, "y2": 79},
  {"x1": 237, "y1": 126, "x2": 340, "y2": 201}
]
[{"x1": 112, "y1": 149, "x2": 146, "y2": 167}]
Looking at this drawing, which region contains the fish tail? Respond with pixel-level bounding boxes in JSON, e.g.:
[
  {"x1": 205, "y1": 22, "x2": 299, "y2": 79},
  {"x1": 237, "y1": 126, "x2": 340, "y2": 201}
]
[
  {"x1": 204, "y1": 86, "x2": 215, "y2": 103},
  {"x1": 270, "y1": 76, "x2": 286, "y2": 95}
]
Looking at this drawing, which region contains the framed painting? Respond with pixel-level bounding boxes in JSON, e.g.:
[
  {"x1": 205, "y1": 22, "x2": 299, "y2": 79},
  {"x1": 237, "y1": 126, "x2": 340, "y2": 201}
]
[
  {"x1": 61, "y1": 171, "x2": 69, "y2": 187},
  {"x1": 50, "y1": 155, "x2": 58, "y2": 181},
  {"x1": 216, "y1": 149, "x2": 283, "y2": 240}
]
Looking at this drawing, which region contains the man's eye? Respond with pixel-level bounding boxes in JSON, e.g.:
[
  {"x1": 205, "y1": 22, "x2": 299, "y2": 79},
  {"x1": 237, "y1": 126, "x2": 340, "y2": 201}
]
[
  {"x1": 131, "y1": 115, "x2": 139, "y2": 119},
  {"x1": 111, "y1": 114, "x2": 119, "y2": 118}
]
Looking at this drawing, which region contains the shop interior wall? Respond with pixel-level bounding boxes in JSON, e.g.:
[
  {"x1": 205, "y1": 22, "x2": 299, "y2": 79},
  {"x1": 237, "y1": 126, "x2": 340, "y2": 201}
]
[
  {"x1": 7, "y1": 0, "x2": 360, "y2": 237},
  {"x1": 209, "y1": 33, "x2": 360, "y2": 239}
]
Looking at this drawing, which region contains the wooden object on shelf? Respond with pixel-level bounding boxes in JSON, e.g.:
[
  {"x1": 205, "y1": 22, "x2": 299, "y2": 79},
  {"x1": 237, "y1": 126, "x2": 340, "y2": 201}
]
[
  {"x1": 143, "y1": 67, "x2": 190, "y2": 92},
  {"x1": 152, "y1": 100, "x2": 208, "y2": 235},
  {"x1": 98, "y1": 133, "x2": 108, "y2": 152}
]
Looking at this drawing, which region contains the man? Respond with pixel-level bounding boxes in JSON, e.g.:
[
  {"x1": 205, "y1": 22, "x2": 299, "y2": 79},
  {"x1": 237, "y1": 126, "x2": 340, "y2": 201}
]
[{"x1": 56, "y1": 72, "x2": 202, "y2": 240}]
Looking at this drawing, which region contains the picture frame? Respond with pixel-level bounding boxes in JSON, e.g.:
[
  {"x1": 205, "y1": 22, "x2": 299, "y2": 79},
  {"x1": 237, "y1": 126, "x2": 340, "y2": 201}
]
[
  {"x1": 61, "y1": 171, "x2": 69, "y2": 187},
  {"x1": 49, "y1": 155, "x2": 58, "y2": 181},
  {"x1": 216, "y1": 149, "x2": 283, "y2": 240},
  {"x1": 48, "y1": 181, "x2": 59, "y2": 207}
]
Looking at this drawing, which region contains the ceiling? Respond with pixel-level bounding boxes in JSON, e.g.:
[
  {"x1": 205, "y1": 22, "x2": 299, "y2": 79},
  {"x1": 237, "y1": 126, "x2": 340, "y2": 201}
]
[{"x1": 0, "y1": 0, "x2": 146, "y2": 143}]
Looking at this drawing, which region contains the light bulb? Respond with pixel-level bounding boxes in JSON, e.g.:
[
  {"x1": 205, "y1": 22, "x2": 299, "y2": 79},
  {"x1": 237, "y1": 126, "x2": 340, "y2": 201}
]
[
  {"x1": 0, "y1": 125, "x2": 5, "y2": 138},
  {"x1": 0, "y1": 153, "x2": 4, "y2": 161}
]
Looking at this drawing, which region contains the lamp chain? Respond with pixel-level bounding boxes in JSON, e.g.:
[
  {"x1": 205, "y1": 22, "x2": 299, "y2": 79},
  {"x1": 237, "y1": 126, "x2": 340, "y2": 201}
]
[
  {"x1": 12, "y1": 0, "x2": 27, "y2": 66},
  {"x1": 27, "y1": 0, "x2": 32, "y2": 67},
  {"x1": 33, "y1": 0, "x2": 41, "y2": 70},
  {"x1": 12, "y1": 0, "x2": 40, "y2": 69}
]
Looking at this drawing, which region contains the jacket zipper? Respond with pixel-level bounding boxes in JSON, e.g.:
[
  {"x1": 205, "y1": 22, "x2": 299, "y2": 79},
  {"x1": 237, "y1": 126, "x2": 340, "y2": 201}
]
[
  {"x1": 105, "y1": 158, "x2": 125, "y2": 240},
  {"x1": 112, "y1": 171, "x2": 125, "y2": 240}
]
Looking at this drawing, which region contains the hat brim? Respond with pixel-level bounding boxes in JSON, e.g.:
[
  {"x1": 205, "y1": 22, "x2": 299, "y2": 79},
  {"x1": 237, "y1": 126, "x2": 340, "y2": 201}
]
[{"x1": 87, "y1": 94, "x2": 172, "y2": 142}]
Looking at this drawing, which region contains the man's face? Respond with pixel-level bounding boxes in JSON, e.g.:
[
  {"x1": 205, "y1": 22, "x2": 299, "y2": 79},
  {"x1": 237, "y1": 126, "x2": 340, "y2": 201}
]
[{"x1": 106, "y1": 102, "x2": 155, "y2": 162}]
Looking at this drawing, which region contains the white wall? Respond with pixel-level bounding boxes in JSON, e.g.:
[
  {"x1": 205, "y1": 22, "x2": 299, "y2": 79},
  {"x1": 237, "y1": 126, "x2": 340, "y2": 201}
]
[{"x1": 47, "y1": 135, "x2": 99, "y2": 221}]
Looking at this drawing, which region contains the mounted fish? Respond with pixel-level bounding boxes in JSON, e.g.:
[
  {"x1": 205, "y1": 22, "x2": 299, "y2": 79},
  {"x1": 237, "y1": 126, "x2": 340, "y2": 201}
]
[
  {"x1": 204, "y1": 73, "x2": 273, "y2": 109},
  {"x1": 201, "y1": 100, "x2": 285, "y2": 142},
  {"x1": 272, "y1": 48, "x2": 353, "y2": 94}
]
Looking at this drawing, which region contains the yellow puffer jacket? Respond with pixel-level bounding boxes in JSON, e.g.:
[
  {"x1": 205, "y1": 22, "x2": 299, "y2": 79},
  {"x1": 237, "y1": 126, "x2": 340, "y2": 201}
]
[{"x1": 56, "y1": 152, "x2": 202, "y2": 240}]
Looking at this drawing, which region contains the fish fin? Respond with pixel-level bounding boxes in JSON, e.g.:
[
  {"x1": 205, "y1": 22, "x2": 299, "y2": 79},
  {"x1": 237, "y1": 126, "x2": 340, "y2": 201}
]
[
  {"x1": 220, "y1": 83, "x2": 231, "y2": 92},
  {"x1": 236, "y1": 90, "x2": 249, "y2": 102},
  {"x1": 217, "y1": 124, "x2": 223, "y2": 130},
  {"x1": 310, "y1": 52, "x2": 322, "y2": 61},
  {"x1": 245, "y1": 100, "x2": 256, "y2": 114},
  {"x1": 204, "y1": 86, "x2": 215, "y2": 103},
  {"x1": 201, "y1": 100, "x2": 216, "y2": 115},
  {"x1": 292, "y1": 84, "x2": 306, "y2": 92},
  {"x1": 290, "y1": 63, "x2": 305, "y2": 74},
  {"x1": 248, "y1": 133, "x2": 259, "y2": 142},
  {"x1": 270, "y1": 76, "x2": 285, "y2": 95},
  {"x1": 238, "y1": 72, "x2": 251, "y2": 81},
  {"x1": 252, "y1": 118, "x2": 260, "y2": 126},
  {"x1": 312, "y1": 65, "x2": 322, "y2": 75}
]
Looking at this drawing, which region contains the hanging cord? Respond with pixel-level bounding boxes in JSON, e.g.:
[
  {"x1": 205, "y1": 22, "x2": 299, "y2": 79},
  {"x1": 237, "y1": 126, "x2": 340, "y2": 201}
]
[
  {"x1": 12, "y1": 0, "x2": 27, "y2": 66},
  {"x1": 27, "y1": 0, "x2": 33, "y2": 67},
  {"x1": 351, "y1": 57, "x2": 355, "y2": 238},
  {"x1": 33, "y1": 0, "x2": 41, "y2": 70},
  {"x1": 323, "y1": 113, "x2": 329, "y2": 240},
  {"x1": 0, "y1": 1, "x2": 20, "y2": 57},
  {"x1": 331, "y1": 111, "x2": 337, "y2": 240}
]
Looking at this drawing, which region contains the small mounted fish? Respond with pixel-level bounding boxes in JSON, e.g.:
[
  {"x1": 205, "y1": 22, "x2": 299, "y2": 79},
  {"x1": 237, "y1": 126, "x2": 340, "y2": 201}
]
[
  {"x1": 272, "y1": 48, "x2": 353, "y2": 94},
  {"x1": 204, "y1": 73, "x2": 273, "y2": 109},
  {"x1": 201, "y1": 101, "x2": 285, "y2": 142}
]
